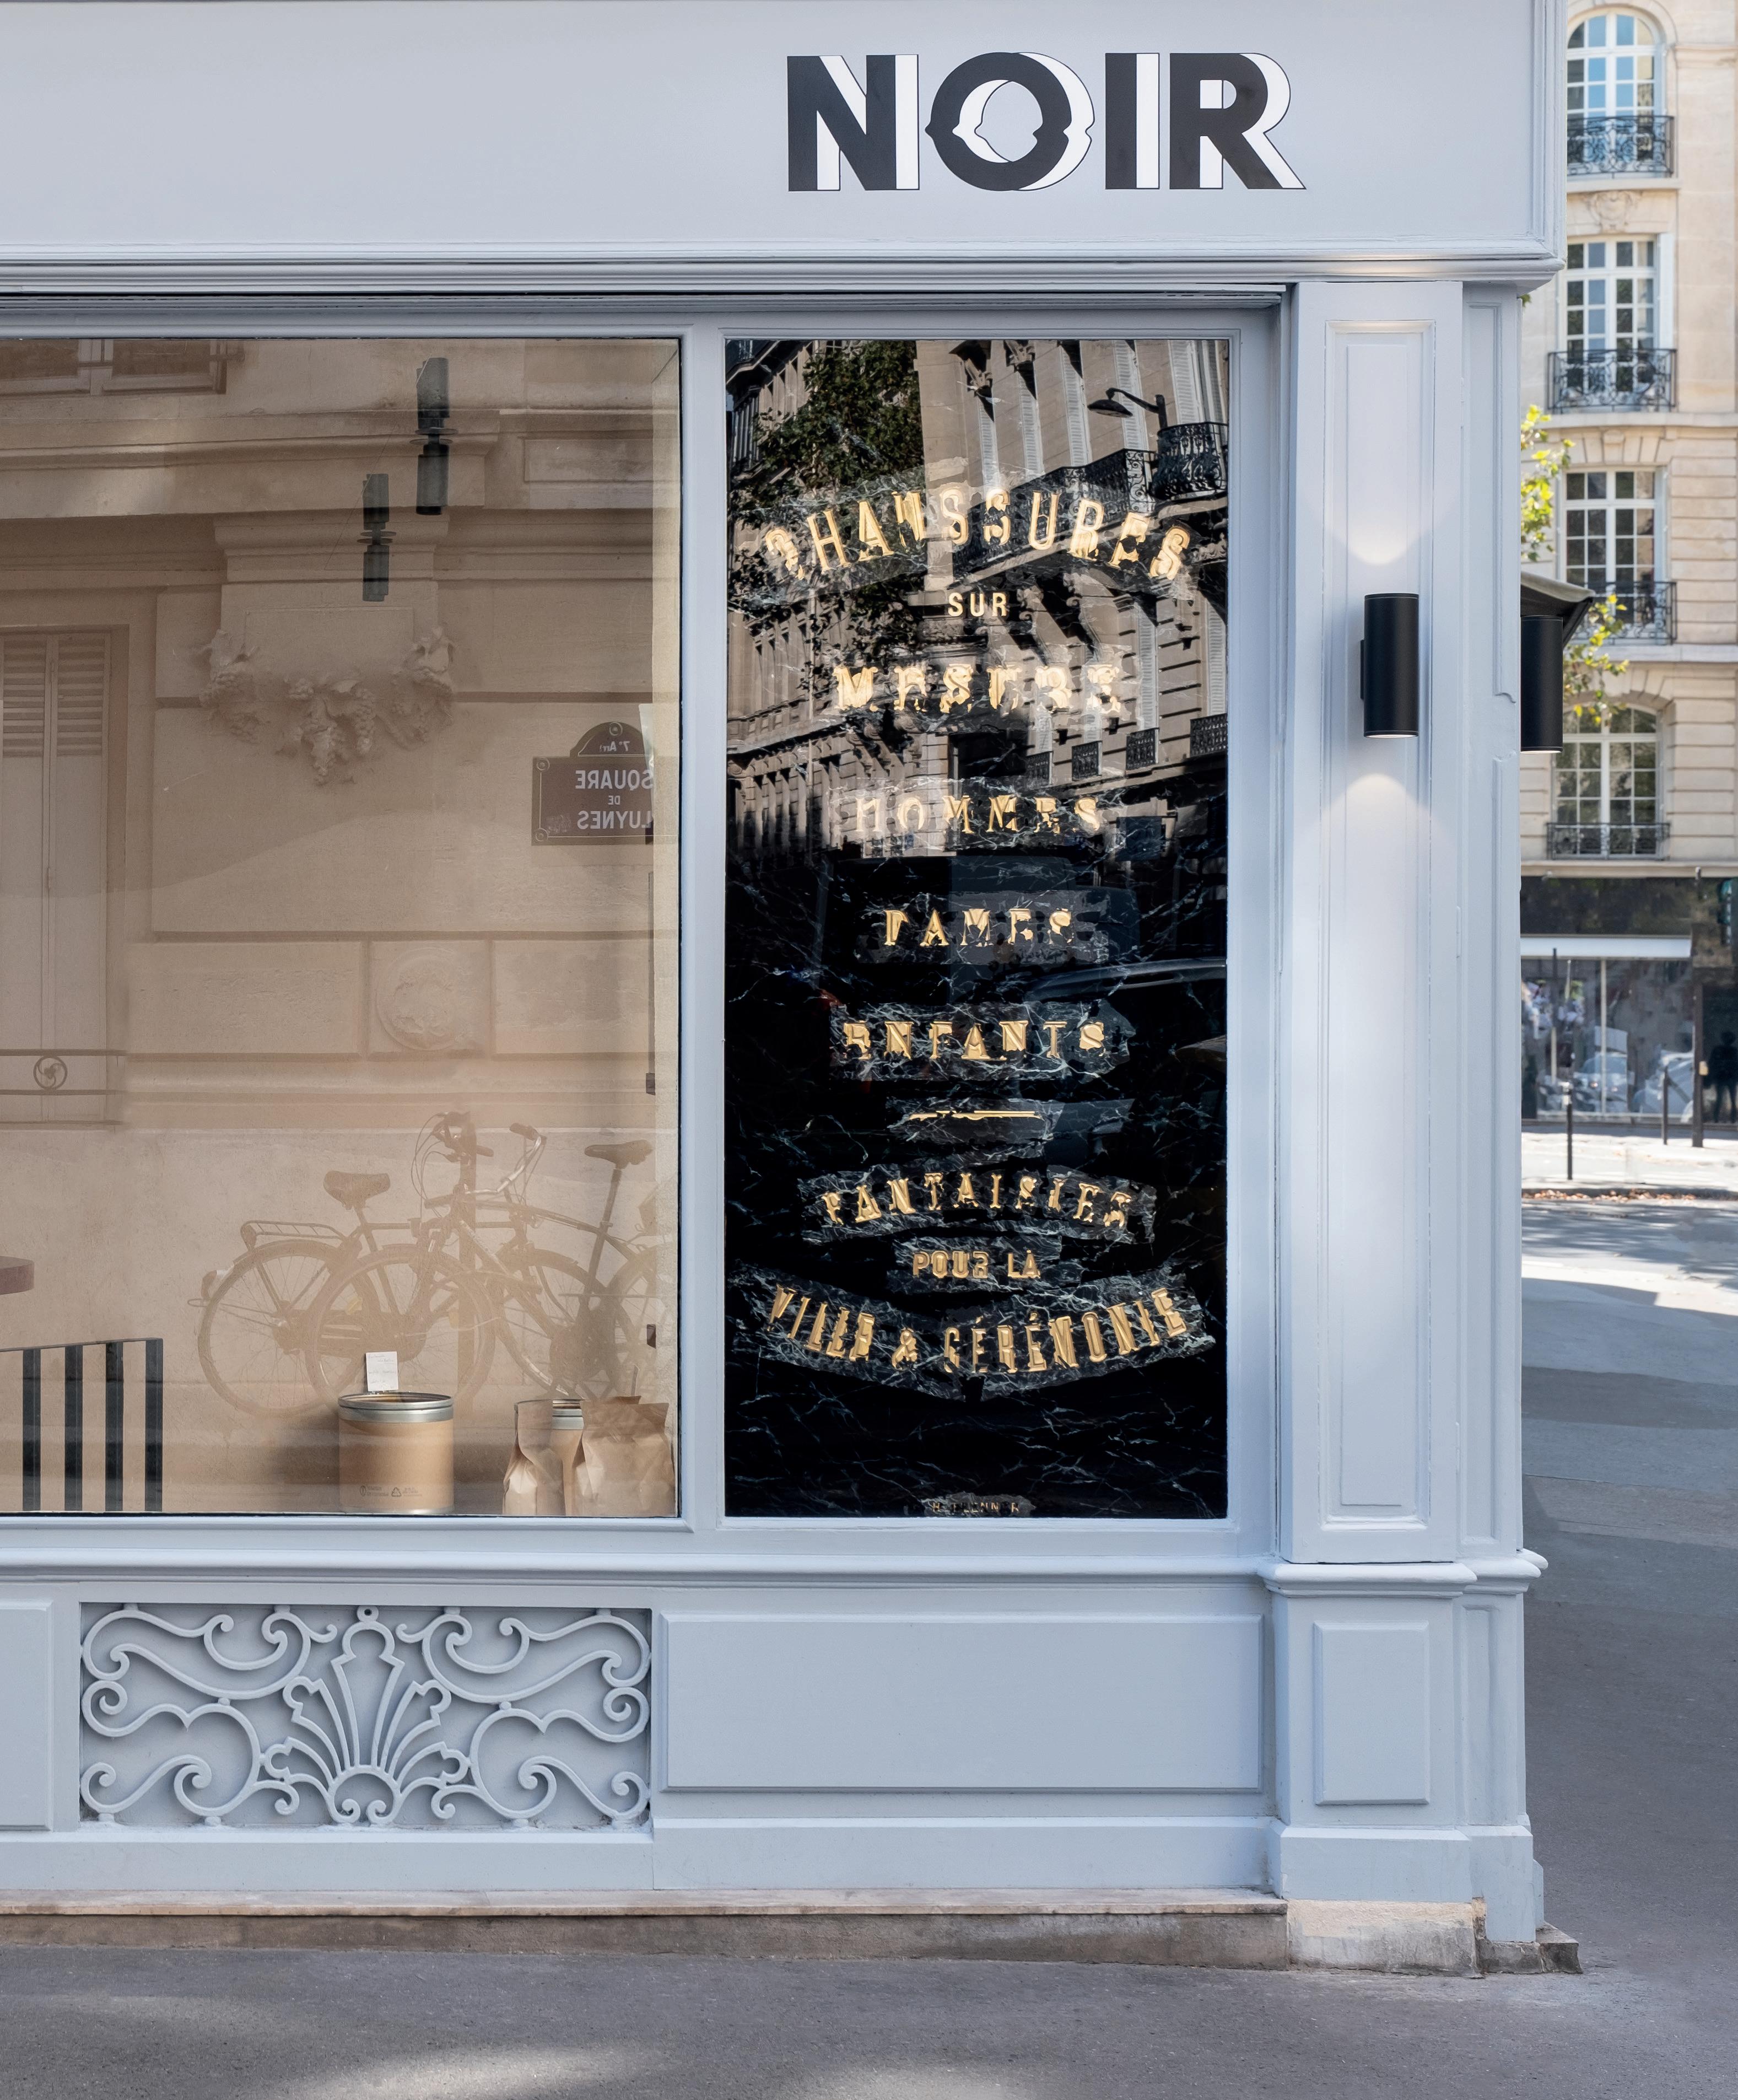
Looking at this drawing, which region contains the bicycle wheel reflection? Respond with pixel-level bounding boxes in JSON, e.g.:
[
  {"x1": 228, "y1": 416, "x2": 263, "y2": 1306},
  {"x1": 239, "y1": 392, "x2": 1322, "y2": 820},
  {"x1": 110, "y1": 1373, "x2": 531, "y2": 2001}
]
[{"x1": 306, "y1": 1247, "x2": 496, "y2": 1405}]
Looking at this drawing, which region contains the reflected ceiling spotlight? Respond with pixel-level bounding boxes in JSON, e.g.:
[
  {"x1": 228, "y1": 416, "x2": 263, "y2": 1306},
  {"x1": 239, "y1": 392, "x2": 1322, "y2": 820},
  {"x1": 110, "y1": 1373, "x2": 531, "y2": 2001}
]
[
  {"x1": 361, "y1": 472, "x2": 392, "y2": 602},
  {"x1": 416, "y1": 356, "x2": 450, "y2": 515},
  {"x1": 1087, "y1": 385, "x2": 1170, "y2": 432},
  {"x1": 1361, "y1": 593, "x2": 1419, "y2": 738}
]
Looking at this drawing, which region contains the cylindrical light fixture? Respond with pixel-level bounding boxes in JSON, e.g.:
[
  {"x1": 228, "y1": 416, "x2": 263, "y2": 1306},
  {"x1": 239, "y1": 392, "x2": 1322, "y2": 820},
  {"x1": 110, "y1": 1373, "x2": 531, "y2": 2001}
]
[
  {"x1": 1362, "y1": 593, "x2": 1420, "y2": 737},
  {"x1": 1520, "y1": 613, "x2": 1565, "y2": 752}
]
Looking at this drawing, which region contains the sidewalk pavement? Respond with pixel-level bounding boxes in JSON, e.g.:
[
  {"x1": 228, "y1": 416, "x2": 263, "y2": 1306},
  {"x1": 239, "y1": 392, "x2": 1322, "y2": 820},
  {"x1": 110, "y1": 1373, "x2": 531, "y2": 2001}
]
[{"x1": 1524, "y1": 1126, "x2": 1738, "y2": 1194}]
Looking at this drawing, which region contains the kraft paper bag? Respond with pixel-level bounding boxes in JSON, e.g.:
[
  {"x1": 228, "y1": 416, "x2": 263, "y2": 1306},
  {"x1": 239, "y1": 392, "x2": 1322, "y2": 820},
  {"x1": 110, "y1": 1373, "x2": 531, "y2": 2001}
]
[
  {"x1": 576, "y1": 1398, "x2": 676, "y2": 1516},
  {"x1": 501, "y1": 1398, "x2": 564, "y2": 1516}
]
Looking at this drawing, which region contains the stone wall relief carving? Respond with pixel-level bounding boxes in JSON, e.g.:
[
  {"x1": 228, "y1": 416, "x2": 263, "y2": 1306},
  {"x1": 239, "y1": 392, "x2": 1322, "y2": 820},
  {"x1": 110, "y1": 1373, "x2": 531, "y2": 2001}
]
[
  {"x1": 198, "y1": 628, "x2": 455, "y2": 784},
  {"x1": 80, "y1": 1602, "x2": 651, "y2": 1830}
]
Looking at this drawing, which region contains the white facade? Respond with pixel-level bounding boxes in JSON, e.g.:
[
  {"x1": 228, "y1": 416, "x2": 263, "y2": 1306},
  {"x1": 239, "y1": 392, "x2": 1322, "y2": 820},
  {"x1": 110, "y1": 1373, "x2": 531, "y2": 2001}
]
[{"x1": 0, "y1": 2, "x2": 1558, "y2": 1954}]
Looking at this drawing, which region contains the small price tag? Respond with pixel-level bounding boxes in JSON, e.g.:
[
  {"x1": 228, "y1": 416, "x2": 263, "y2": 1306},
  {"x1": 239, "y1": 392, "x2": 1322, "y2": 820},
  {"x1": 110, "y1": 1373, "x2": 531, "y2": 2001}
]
[{"x1": 364, "y1": 1351, "x2": 400, "y2": 1395}]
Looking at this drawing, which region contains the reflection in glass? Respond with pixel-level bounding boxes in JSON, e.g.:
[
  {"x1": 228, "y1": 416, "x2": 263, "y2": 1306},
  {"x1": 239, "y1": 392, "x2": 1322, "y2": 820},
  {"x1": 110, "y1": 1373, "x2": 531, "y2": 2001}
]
[
  {"x1": 724, "y1": 339, "x2": 1229, "y2": 1517},
  {"x1": 0, "y1": 340, "x2": 680, "y2": 1515}
]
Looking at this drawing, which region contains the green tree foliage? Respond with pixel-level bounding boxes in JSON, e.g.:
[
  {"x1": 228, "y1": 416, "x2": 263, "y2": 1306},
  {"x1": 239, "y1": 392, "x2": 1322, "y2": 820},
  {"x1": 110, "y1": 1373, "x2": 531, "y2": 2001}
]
[
  {"x1": 731, "y1": 341, "x2": 928, "y2": 661},
  {"x1": 1520, "y1": 405, "x2": 1628, "y2": 713}
]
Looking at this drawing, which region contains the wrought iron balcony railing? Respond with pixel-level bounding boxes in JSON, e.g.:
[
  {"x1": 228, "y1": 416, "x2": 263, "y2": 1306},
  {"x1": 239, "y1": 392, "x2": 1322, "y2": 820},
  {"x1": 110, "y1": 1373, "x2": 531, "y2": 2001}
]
[
  {"x1": 1152, "y1": 422, "x2": 1229, "y2": 505},
  {"x1": 1577, "y1": 577, "x2": 1677, "y2": 642},
  {"x1": 1547, "y1": 820, "x2": 1670, "y2": 859},
  {"x1": 1548, "y1": 347, "x2": 1675, "y2": 412},
  {"x1": 1568, "y1": 112, "x2": 1674, "y2": 177}
]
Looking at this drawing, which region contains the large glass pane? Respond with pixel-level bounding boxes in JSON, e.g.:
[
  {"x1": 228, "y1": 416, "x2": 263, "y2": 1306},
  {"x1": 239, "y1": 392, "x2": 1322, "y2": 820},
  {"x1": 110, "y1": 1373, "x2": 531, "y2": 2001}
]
[
  {"x1": 724, "y1": 338, "x2": 1229, "y2": 1518},
  {"x1": 0, "y1": 338, "x2": 680, "y2": 1516}
]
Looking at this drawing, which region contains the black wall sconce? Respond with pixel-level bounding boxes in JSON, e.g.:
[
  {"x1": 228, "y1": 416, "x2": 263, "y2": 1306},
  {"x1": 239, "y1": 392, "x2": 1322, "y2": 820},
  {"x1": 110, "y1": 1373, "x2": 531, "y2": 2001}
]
[
  {"x1": 417, "y1": 356, "x2": 450, "y2": 516},
  {"x1": 1361, "y1": 593, "x2": 1420, "y2": 737},
  {"x1": 1519, "y1": 577, "x2": 1597, "y2": 752},
  {"x1": 361, "y1": 472, "x2": 392, "y2": 602},
  {"x1": 1520, "y1": 616, "x2": 1564, "y2": 753}
]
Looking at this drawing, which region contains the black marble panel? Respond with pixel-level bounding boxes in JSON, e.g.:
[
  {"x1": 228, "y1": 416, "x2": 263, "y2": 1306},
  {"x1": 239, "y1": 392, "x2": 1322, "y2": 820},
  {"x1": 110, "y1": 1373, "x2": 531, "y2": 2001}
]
[{"x1": 724, "y1": 338, "x2": 1230, "y2": 1518}]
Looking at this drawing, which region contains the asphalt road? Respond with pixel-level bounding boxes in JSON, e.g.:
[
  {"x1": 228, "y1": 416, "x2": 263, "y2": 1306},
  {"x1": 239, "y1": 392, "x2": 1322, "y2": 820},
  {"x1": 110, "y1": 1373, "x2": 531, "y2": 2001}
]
[{"x1": 0, "y1": 1198, "x2": 1732, "y2": 2099}]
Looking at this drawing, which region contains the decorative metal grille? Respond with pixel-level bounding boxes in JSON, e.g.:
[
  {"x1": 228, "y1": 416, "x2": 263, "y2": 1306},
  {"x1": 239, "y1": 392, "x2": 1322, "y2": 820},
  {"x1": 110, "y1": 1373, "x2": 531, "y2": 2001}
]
[
  {"x1": 1546, "y1": 820, "x2": 1670, "y2": 859},
  {"x1": 1189, "y1": 714, "x2": 1230, "y2": 761},
  {"x1": 80, "y1": 1602, "x2": 651, "y2": 1830},
  {"x1": 1124, "y1": 728, "x2": 1158, "y2": 771},
  {"x1": 1071, "y1": 741, "x2": 1102, "y2": 782},
  {"x1": 1567, "y1": 114, "x2": 1672, "y2": 177},
  {"x1": 1548, "y1": 348, "x2": 1675, "y2": 412}
]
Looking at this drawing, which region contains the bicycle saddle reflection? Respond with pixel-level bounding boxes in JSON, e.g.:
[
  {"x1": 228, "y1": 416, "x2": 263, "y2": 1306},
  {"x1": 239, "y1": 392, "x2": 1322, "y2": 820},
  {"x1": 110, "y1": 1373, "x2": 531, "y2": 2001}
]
[
  {"x1": 324, "y1": 1170, "x2": 391, "y2": 1209},
  {"x1": 585, "y1": 1140, "x2": 654, "y2": 1169}
]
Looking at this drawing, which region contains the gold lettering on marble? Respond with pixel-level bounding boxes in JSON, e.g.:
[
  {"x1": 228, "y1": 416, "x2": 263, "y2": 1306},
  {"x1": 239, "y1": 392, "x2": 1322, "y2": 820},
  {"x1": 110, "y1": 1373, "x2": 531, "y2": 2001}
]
[
  {"x1": 983, "y1": 488, "x2": 1010, "y2": 547},
  {"x1": 835, "y1": 665, "x2": 877, "y2": 710},
  {"x1": 806, "y1": 1302, "x2": 831, "y2": 1351},
  {"x1": 888, "y1": 1177, "x2": 914, "y2": 1214},
  {"x1": 946, "y1": 793, "x2": 974, "y2": 833},
  {"x1": 826, "y1": 1306, "x2": 853, "y2": 1357},
  {"x1": 1153, "y1": 1289, "x2": 1189, "y2": 1338},
  {"x1": 894, "y1": 666, "x2": 928, "y2": 711},
  {"x1": 763, "y1": 526, "x2": 804, "y2": 578},
  {"x1": 856, "y1": 500, "x2": 893, "y2": 562},
  {"x1": 961, "y1": 1025, "x2": 989, "y2": 1061},
  {"x1": 1027, "y1": 491, "x2": 1060, "y2": 550},
  {"x1": 886, "y1": 1019, "x2": 913, "y2": 1060},
  {"x1": 1108, "y1": 1304, "x2": 1138, "y2": 1356},
  {"x1": 1049, "y1": 1315, "x2": 1078, "y2": 1369},
  {"x1": 807, "y1": 509, "x2": 849, "y2": 572},
  {"x1": 1068, "y1": 498, "x2": 1105, "y2": 560},
  {"x1": 1024, "y1": 1320, "x2": 1050, "y2": 1372},
  {"x1": 940, "y1": 484, "x2": 970, "y2": 543},
  {"x1": 849, "y1": 1312, "x2": 876, "y2": 1360},
  {"x1": 920, "y1": 911, "x2": 948, "y2": 946},
  {"x1": 842, "y1": 1020, "x2": 871, "y2": 1059},
  {"x1": 997, "y1": 1324, "x2": 1018, "y2": 1371},
  {"x1": 855, "y1": 1184, "x2": 882, "y2": 1222},
  {"x1": 1151, "y1": 523, "x2": 1192, "y2": 580},
  {"x1": 890, "y1": 1328, "x2": 919, "y2": 1367},
  {"x1": 1075, "y1": 1182, "x2": 1103, "y2": 1223},
  {"x1": 1083, "y1": 1312, "x2": 1108, "y2": 1363}
]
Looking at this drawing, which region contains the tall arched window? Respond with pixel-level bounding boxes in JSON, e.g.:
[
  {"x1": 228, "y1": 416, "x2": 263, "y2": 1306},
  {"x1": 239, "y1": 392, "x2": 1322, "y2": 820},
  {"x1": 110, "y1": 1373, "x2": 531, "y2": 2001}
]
[
  {"x1": 1553, "y1": 702, "x2": 1663, "y2": 857},
  {"x1": 1568, "y1": 12, "x2": 1669, "y2": 174}
]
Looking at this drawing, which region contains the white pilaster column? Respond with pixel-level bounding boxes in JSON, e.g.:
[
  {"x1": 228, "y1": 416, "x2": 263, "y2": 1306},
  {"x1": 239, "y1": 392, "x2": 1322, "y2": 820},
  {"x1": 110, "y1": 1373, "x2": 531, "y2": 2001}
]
[{"x1": 1269, "y1": 282, "x2": 1540, "y2": 1942}]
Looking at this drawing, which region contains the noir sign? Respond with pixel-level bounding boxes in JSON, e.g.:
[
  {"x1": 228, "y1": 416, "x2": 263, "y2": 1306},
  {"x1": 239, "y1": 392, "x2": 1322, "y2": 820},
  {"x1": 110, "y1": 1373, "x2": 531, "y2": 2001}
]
[{"x1": 533, "y1": 722, "x2": 654, "y2": 843}]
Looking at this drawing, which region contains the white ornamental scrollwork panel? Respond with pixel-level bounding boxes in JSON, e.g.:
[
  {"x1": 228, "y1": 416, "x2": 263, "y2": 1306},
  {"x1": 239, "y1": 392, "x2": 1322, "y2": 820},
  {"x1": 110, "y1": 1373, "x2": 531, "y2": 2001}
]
[{"x1": 80, "y1": 1603, "x2": 650, "y2": 1832}]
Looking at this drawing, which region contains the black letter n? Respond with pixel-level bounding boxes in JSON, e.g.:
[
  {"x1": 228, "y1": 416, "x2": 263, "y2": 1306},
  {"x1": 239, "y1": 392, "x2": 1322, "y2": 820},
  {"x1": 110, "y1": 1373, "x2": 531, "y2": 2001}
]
[{"x1": 789, "y1": 55, "x2": 903, "y2": 191}]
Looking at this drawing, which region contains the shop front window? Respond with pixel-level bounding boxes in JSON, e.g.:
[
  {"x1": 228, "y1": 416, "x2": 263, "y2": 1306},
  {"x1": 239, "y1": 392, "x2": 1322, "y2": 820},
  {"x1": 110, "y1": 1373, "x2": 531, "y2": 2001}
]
[
  {"x1": 0, "y1": 338, "x2": 681, "y2": 1517},
  {"x1": 724, "y1": 338, "x2": 1229, "y2": 1518}
]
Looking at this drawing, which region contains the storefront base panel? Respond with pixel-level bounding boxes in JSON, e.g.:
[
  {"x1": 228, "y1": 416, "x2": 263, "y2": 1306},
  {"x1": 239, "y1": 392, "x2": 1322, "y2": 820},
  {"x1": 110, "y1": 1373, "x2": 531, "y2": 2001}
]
[
  {"x1": 645, "y1": 1814, "x2": 1272, "y2": 1893},
  {"x1": 1267, "y1": 1826, "x2": 1543, "y2": 1945}
]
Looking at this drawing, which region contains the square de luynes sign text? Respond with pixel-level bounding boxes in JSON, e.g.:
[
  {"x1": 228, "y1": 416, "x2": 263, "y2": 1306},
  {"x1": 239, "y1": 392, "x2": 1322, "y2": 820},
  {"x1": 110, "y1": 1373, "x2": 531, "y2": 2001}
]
[{"x1": 788, "y1": 51, "x2": 1303, "y2": 193}]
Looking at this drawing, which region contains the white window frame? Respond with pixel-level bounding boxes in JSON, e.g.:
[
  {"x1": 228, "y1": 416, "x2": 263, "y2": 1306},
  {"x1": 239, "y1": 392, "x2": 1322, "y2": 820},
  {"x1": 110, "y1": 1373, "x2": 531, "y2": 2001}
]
[{"x1": 0, "y1": 300, "x2": 1281, "y2": 1581}]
